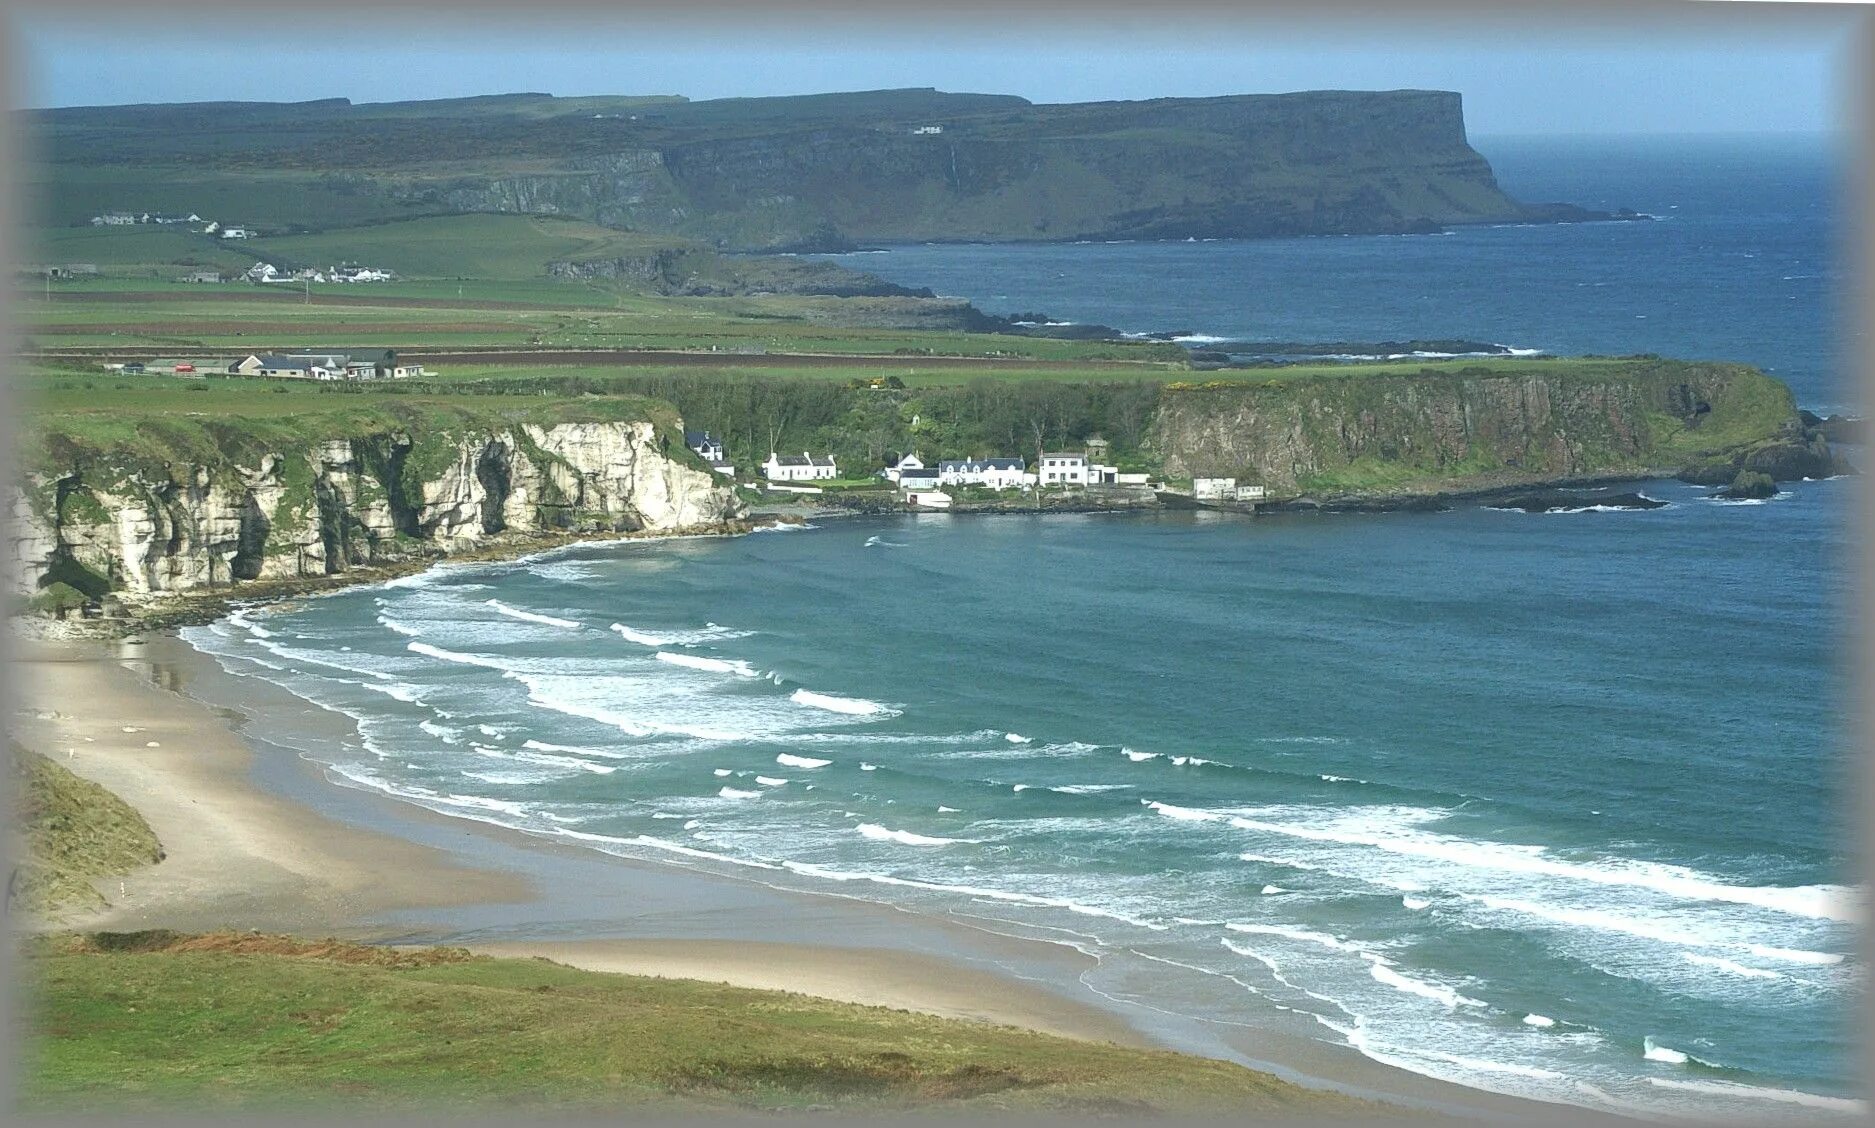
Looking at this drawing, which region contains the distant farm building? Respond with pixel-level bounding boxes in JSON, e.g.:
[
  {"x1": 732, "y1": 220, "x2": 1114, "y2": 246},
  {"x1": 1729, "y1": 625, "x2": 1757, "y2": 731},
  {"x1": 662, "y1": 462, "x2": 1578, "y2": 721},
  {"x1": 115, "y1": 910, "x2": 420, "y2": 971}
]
[{"x1": 228, "y1": 347, "x2": 421, "y2": 380}]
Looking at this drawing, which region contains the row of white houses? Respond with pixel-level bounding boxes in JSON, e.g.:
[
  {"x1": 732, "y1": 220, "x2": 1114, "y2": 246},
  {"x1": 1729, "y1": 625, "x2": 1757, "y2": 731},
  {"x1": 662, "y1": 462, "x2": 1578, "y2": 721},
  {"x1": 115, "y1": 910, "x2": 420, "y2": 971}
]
[{"x1": 683, "y1": 432, "x2": 1160, "y2": 495}]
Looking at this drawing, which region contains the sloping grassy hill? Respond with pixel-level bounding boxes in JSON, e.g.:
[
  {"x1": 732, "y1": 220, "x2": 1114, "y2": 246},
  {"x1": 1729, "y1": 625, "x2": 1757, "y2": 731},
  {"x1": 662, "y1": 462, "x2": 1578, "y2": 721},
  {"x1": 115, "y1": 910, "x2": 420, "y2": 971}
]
[
  {"x1": 18, "y1": 931, "x2": 1387, "y2": 1118},
  {"x1": 26, "y1": 226, "x2": 258, "y2": 275},
  {"x1": 9, "y1": 743, "x2": 164, "y2": 915},
  {"x1": 250, "y1": 215, "x2": 692, "y2": 279}
]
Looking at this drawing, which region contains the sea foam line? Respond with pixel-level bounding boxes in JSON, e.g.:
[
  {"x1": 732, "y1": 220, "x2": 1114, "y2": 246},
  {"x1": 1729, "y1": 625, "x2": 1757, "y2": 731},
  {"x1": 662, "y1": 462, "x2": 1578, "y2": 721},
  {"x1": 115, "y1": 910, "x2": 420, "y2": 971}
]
[
  {"x1": 1144, "y1": 800, "x2": 1858, "y2": 922},
  {"x1": 486, "y1": 598, "x2": 581, "y2": 630},
  {"x1": 856, "y1": 823, "x2": 974, "y2": 846},
  {"x1": 791, "y1": 689, "x2": 899, "y2": 717}
]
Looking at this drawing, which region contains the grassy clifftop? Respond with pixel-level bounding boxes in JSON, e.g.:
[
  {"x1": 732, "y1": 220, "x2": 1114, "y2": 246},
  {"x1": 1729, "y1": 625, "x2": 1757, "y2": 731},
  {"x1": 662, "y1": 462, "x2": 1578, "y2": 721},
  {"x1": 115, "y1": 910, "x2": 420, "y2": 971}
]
[{"x1": 1147, "y1": 358, "x2": 1817, "y2": 496}]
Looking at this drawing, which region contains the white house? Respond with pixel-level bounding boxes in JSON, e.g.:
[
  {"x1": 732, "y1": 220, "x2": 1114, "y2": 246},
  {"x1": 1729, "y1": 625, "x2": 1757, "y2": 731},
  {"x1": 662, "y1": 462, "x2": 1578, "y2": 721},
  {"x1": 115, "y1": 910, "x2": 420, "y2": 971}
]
[
  {"x1": 938, "y1": 458, "x2": 1031, "y2": 490},
  {"x1": 907, "y1": 490, "x2": 952, "y2": 509},
  {"x1": 883, "y1": 452, "x2": 925, "y2": 484},
  {"x1": 1087, "y1": 463, "x2": 1121, "y2": 485},
  {"x1": 897, "y1": 465, "x2": 941, "y2": 492},
  {"x1": 685, "y1": 430, "x2": 724, "y2": 462},
  {"x1": 92, "y1": 213, "x2": 137, "y2": 226},
  {"x1": 1038, "y1": 452, "x2": 1090, "y2": 486},
  {"x1": 221, "y1": 226, "x2": 251, "y2": 240},
  {"x1": 764, "y1": 452, "x2": 837, "y2": 482}
]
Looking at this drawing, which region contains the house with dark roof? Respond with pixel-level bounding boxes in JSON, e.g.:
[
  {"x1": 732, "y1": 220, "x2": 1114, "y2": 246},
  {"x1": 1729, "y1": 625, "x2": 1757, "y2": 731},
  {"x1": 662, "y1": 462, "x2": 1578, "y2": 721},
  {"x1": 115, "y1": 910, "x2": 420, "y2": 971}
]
[
  {"x1": 896, "y1": 465, "x2": 941, "y2": 491},
  {"x1": 762, "y1": 451, "x2": 837, "y2": 482},
  {"x1": 937, "y1": 457, "x2": 1031, "y2": 490},
  {"x1": 685, "y1": 431, "x2": 725, "y2": 462},
  {"x1": 256, "y1": 355, "x2": 337, "y2": 380}
]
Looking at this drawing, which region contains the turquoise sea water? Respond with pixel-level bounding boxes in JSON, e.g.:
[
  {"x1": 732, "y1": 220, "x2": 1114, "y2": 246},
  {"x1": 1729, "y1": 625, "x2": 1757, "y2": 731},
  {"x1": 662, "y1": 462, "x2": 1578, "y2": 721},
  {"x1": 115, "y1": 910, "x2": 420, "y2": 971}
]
[{"x1": 183, "y1": 134, "x2": 1861, "y2": 1118}]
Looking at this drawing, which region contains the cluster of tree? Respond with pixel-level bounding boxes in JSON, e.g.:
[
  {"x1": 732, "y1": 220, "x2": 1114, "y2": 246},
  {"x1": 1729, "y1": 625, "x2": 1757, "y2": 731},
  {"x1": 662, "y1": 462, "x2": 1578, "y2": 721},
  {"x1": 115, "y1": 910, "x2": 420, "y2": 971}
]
[{"x1": 420, "y1": 371, "x2": 1165, "y2": 473}]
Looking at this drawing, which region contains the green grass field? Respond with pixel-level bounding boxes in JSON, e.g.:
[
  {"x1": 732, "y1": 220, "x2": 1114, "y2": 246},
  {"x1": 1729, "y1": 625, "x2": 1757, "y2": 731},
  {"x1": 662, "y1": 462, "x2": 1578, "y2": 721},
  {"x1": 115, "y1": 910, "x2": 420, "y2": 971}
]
[
  {"x1": 250, "y1": 214, "x2": 694, "y2": 279},
  {"x1": 17, "y1": 932, "x2": 1380, "y2": 1117},
  {"x1": 18, "y1": 276, "x2": 1185, "y2": 364}
]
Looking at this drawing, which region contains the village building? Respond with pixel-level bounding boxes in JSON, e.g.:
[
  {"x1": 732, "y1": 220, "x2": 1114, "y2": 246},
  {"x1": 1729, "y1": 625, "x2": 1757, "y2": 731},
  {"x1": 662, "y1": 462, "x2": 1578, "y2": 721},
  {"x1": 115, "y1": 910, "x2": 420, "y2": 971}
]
[
  {"x1": 226, "y1": 348, "x2": 421, "y2": 380},
  {"x1": 911, "y1": 125, "x2": 944, "y2": 135},
  {"x1": 220, "y1": 226, "x2": 252, "y2": 239},
  {"x1": 907, "y1": 490, "x2": 953, "y2": 509},
  {"x1": 91, "y1": 213, "x2": 137, "y2": 226},
  {"x1": 937, "y1": 457, "x2": 1031, "y2": 490},
  {"x1": 1087, "y1": 463, "x2": 1122, "y2": 485},
  {"x1": 883, "y1": 452, "x2": 925, "y2": 484},
  {"x1": 897, "y1": 465, "x2": 941, "y2": 492},
  {"x1": 1038, "y1": 452, "x2": 1090, "y2": 486},
  {"x1": 256, "y1": 356, "x2": 337, "y2": 380},
  {"x1": 180, "y1": 270, "x2": 224, "y2": 284},
  {"x1": 763, "y1": 452, "x2": 837, "y2": 482},
  {"x1": 1193, "y1": 477, "x2": 1268, "y2": 502},
  {"x1": 686, "y1": 431, "x2": 736, "y2": 475}
]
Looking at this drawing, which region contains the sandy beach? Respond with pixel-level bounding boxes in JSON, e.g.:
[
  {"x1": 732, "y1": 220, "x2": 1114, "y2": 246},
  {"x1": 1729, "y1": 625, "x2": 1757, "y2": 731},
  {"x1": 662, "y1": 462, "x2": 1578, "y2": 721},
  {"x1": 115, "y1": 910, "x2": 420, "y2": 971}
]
[{"x1": 9, "y1": 629, "x2": 1591, "y2": 1122}]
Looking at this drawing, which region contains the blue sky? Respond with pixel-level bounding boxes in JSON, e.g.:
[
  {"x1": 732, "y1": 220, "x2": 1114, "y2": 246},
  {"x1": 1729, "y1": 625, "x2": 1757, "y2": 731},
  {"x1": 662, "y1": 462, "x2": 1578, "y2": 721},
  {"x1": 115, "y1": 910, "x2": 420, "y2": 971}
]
[{"x1": 13, "y1": 6, "x2": 1866, "y2": 135}]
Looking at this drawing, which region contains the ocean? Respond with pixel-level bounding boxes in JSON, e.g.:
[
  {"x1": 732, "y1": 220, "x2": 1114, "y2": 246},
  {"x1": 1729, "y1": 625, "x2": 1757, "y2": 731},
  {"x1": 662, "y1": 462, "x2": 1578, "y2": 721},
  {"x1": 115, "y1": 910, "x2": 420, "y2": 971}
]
[{"x1": 181, "y1": 134, "x2": 1862, "y2": 1119}]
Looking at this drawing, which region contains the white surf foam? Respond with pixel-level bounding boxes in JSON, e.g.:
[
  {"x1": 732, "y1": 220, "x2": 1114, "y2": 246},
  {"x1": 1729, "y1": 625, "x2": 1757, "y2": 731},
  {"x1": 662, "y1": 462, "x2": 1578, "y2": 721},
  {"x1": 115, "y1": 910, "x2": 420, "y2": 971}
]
[
  {"x1": 856, "y1": 823, "x2": 972, "y2": 846},
  {"x1": 1004, "y1": 732, "x2": 1032, "y2": 744},
  {"x1": 718, "y1": 786, "x2": 763, "y2": 799},
  {"x1": 1186, "y1": 801, "x2": 1857, "y2": 922},
  {"x1": 859, "y1": 762, "x2": 877, "y2": 771},
  {"x1": 376, "y1": 614, "x2": 423, "y2": 637},
  {"x1": 406, "y1": 640, "x2": 515, "y2": 672},
  {"x1": 1367, "y1": 959, "x2": 1485, "y2": 1009},
  {"x1": 485, "y1": 599, "x2": 581, "y2": 630},
  {"x1": 655, "y1": 651, "x2": 760, "y2": 677},
  {"x1": 1645, "y1": 1077, "x2": 1866, "y2": 1115},
  {"x1": 1523, "y1": 1014, "x2": 1556, "y2": 1028},
  {"x1": 776, "y1": 753, "x2": 831, "y2": 769},
  {"x1": 754, "y1": 776, "x2": 788, "y2": 787},
  {"x1": 1122, "y1": 748, "x2": 1158, "y2": 762},
  {"x1": 790, "y1": 689, "x2": 898, "y2": 716},
  {"x1": 1681, "y1": 952, "x2": 1784, "y2": 980},
  {"x1": 1642, "y1": 1037, "x2": 1689, "y2": 1064},
  {"x1": 610, "y1": 621, "x2": 754, "y2": 647}
]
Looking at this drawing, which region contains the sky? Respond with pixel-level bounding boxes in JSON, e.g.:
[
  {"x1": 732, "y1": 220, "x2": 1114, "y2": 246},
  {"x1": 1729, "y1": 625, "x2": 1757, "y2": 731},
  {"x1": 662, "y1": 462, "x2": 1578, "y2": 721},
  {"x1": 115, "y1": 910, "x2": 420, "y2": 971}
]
[{"x1": 10, "y1": 4, "x2": 1868, "y2": 135}]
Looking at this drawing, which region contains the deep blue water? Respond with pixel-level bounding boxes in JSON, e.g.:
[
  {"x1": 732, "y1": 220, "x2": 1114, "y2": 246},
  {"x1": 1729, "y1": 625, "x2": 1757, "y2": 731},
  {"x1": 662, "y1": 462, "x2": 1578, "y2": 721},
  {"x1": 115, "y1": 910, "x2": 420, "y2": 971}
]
[
  {"x1": 816, "y1": 133, "x2": 1856, "y2": 415},
  {"x1": 182, "y1": 135, "x2": 1862, "y2": 1118}
]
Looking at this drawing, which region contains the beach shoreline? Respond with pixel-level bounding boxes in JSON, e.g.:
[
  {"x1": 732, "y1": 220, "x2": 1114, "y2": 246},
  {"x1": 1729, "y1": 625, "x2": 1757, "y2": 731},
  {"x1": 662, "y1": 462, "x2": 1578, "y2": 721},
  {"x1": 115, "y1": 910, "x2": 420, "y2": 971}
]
[{"x1": 7, "y1": 621, "x2": 1592, "y2": 1122}]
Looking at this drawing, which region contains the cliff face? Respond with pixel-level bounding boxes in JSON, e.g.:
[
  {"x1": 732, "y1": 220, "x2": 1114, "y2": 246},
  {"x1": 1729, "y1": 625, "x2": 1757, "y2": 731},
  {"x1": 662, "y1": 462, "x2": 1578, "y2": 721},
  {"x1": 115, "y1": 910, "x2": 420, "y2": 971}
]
[
  {"x1": 11, "y1": 420, "x2": 743, "y2": 601},
  {"x1": 1146, "y1": 361, "x2": 1837, "y2": 498},
  {"x1": 422, "y1": 91, "x2": 1539, "y2": 249},
  {"x1": 38, "y1": 88, "x2": 1624, "y2": 252}
]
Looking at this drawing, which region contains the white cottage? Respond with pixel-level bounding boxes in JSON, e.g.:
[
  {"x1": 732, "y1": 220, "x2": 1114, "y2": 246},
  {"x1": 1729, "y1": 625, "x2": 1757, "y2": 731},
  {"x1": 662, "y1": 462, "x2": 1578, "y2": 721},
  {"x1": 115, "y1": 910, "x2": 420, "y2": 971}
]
[
  {"x1": 883, "y1": 452, "x2": 925, "y2": 484},
  {"x1": 764, "y1": 452, "x2": 837, "y2": 482}
]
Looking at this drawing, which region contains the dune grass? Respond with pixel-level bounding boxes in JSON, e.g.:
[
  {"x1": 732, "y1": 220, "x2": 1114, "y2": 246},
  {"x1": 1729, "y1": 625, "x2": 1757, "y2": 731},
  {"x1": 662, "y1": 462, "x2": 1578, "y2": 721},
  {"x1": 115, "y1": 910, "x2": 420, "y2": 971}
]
[
  {"x1": 16, "y1": 930, "x2": 1388, "y2": 1118},
  {"x1": 8, "y1": 744, "x2": 164, "y2": 916}
]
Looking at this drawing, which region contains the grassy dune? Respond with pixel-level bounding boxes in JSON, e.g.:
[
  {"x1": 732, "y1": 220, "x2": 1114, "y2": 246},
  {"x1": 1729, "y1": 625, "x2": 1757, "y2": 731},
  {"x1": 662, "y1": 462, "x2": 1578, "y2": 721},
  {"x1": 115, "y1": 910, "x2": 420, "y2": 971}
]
[
  {"x1": 17, "y1": 931, "x2": 1385, "y2": 1118},
  {"x1": 8, "y1": 743, "x2": 164, "y2": 916}
]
